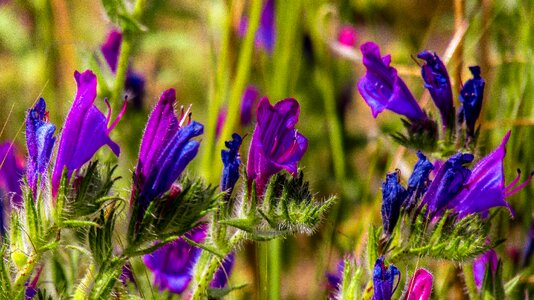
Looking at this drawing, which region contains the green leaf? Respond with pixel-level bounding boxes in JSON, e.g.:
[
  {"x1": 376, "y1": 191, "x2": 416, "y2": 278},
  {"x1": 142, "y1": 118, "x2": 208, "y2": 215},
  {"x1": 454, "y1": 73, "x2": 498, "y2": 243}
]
[
  {"x1": 89, "y1": 258, "x2": 125, "y2": 300},
  {"x1": 88, "y1": 210, "x2": 116, "y2": 266},
  {"x1": 367, "y1": 225, "x2": 379, "y2": 273},
  {"x1": 183, "y1": 237, "x2": 225, "y2": 258},
  {"x1": 206, "y1": 283, "x2": 248, "y2": 298}
]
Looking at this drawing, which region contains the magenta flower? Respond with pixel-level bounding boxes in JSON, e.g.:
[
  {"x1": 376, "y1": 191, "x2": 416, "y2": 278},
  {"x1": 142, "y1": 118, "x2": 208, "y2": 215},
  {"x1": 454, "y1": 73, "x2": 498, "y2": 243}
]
[
  {"x1": 358, "y1": 42, "x2": 427, "y2": 122},
  {"x1": 372, "y1": 256, "x2": 400, "y2": 300},
  {"x1": 247, "y1": 97, "x2": 308, "y2": 195},
  {"x1": 405, "y1": 269, "x2": 433, "y2": 300},
  {"x1": 447, "y1": 131, "x2": 532, "y2": 218},
  {"x1": 473, "y1": 249, "x2": 498, "y2": 290},
  {"x1": 51, "y1": 70, "x2": 126, "y2": 196},
  {"x1": 26, "y1": 98, "x2": 56, "y2": 195},
  {"x1": 325, "y1": 259, "x2": 344, "y2": 299},
  {"x1": 143, "y1": 225, "x2": 207, "y2": 294},
  {"x1": 417, "y1": 51, "x2": 454, "y2": 129},
  {"x1": 24, "y1": 267, "x2": 43, "y2": 300},
  {"x1": 0, "y1": 142, "x2": 25, "y2": 206},
  {"x1": 134, "y1": 88, "x2": 203, "y2": 209},
  {"x1": 238, "y1": 0, "x2": 275, "y2": 53},
  {"x1": 337, "y1": 26, "x2": 358, "y2": 47}
]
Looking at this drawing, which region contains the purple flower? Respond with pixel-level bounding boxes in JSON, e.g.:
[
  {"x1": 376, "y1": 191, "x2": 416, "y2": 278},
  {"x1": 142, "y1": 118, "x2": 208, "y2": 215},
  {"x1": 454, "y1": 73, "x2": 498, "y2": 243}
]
[
  {"x1": 325, "y1": 259, "x2": 344, "y2": 299},
  {"x1": 0, "y1": 142, "x2": 25, "y2": 207},
  {"x1": 238, "y1": 0, "x2": 275, "y2": 53},
  {"x1": 101, "y1": 30, "x2": 122, "y2": 73},
  {"x1": 209, "y1": 252, "x2": 235, "y2": 289},
  {"x1": 247, "y1": 97, "x2": 308, "y2": 195},
  {"x1": 337, "y1": 25, "x2": 358, "y2": 47},
  {"x1": 473, "y1": 249, "x2": 498, "y2": 290},
  {"x1": 26, "y1": 98, "x2": 56, "y2": 195},
  {"x1": 119, "y1": 263, "x2": 136, "y2": 286},
  {"x1": 420, "y1": 153, "x2": 474, "y2": 217},
  {"x1": 221, "y1": 133, "x2": 242, "y2": 195},
  {"x1": 522, "y1": 222, "x2": 534, "y2": 267},
  {"x1": 143, "y1": 225, "x2": 207, "y2": 294},
  {"x1": 372, "y1": 257, "x2": 400, "y2": 300},
  {"x1": 240, "y1": 85, "x2": 260, "y2": 126},
  {"x1": 405, "y1": 268, "x2": 433, "y2": 300},
  {"x1": 134, "y1": 88, "x2": 203, "y2": 209},
  {"x1": 447, "y1": 131, "x2": 532, "y2": 218},
  {"x1": 458, "y1": 66, "x2": 485, "y2": 138},
  {"x1": 101, "y1": 30, "x2": 146, "y2": 109},
  {"x1": 381, "y1": 171, "x2": 407, "y2": 236},
  {"x1": 417, "y1": 51, "x2": 454, "y2": 129},
  {"x1": 215, "y1": 108, "x2": 226, "y2": 138},
  {"x1": 25, "y1": 266, "x2": 43, "y2": 300},
  {"x1": 404, "y1": 151, "x2": 434, "y2": 210},
  {"x1": 51, "y1": 70, "x2": 125, "y2": 197},
  {"x1": 358, "y1": 42, "x2": 427, "y2": 122}
]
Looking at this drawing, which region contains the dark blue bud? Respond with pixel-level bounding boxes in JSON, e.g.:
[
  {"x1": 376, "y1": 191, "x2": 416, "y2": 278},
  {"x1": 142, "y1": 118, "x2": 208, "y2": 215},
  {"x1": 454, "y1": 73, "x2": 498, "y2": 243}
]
[
  {"x1": 459, "y1": 66, "x2": 484, "y2": 138},
  {"x1": 381, "y1": 171, "x2": 407, "y2": 236},
  {"x1": 404, "y1": 151, "x2": 434, "y2": 210},
  {"x1": 221, "y1": 133, "x2": 242, "y2": 196},
  {"x1": 417, "y1": 51, "x2": 454, "y2": 130},
  {"x1": 372, "y1": 256, "x2": 400, "y2": 300},
  {"x1": 125, "y1": 72, "x2": 146, "y2": 110}
]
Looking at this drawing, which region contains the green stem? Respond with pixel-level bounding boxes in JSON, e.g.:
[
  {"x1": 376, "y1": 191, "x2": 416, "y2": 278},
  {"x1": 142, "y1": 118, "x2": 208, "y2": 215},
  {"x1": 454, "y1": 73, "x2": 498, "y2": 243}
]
[
  {"x1": 72, "y1": 263, "x2": 96, "y2": 300},
  {"x1": 463, "y1": 263, "x2": 481, "y2": 300},
  {"x1": 214, "y1": 0, "x2": 263, "y2": 171},
  {"x1": 268, "y1": 239, "x2": 281, "y2": 300},
  {"x1": 191, "y1": 231, "x2": 245, "y2": 299},
  {"x1": 111, "y1": 0, "x2": 146, "y2": 107},
  {"x1": 201, "y1": 2, "x2": 232, "y2": 182},
  {"x1": 12, "y1": 252, "x2": 39, "y2": 297}
]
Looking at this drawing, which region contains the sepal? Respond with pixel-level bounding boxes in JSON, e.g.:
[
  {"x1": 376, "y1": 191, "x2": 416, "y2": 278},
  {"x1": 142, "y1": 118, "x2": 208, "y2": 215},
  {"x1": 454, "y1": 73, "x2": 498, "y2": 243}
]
[{"x1": 391, "y1": 117, "x2": 438, "y2": 152}]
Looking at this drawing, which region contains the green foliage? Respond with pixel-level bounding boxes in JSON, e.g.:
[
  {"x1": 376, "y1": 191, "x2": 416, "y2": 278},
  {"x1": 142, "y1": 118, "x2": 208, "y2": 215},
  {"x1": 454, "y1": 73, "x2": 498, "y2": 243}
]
[
  {"x1": 335, "y1": 257, "x2": 363, "y2": 300},
  {"x1": 390, "y1": 210, "x2": 492, "y2": 261},
  {"x1": 390, "y1": 118, "x2": 438, "y2": 153},
  {"x1": 101, "y1": 0, "x2": 147, "y2": 34},
  {"x1": 206, "y1": 283, "x2": 248, "y2": 299},
  {"x1": 67, "y1": 161, "x2": 120, "y2": 219},
  {"x1": 126, "y1": 178, "x2": 218, "y2": 255},
  {"x1": 88, "y1": 210, "x2": 116, "y2": 266},
  {"x1": 221, "y1": 172, "x2": 335, "y2": 241}
]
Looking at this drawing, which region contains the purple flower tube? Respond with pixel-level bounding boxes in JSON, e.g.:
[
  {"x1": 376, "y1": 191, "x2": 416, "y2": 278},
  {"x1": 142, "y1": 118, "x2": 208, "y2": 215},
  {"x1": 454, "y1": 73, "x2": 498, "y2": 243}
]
[
  {"x1": 51, "y1": 70, "x2": 126, "y2": 197},
  {"x1": 358, "y1": 42, "x2": 427, "y2": 122},
  {"x1": 247, "y1": 97, "x2": 308, "y2": 195}
]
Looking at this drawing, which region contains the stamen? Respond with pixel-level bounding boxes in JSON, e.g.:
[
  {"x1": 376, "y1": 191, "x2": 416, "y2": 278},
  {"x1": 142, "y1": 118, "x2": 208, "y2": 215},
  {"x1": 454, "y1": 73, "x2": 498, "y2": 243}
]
[
  {"x1": 504, "y1": 171, "x2": 533, "y2": 198},
  {"x1": 179, "y1": 104, "x2": 192, "y2": 127},
  {"x1": 108, "y1": 99, "x2": 128, "y2": 133},
  {"x1": 104, "y1": 98, "x2": 112, "y2": 123},
  {"x1": 505, "y1": 169, "x2": 522, "y2": 192}
]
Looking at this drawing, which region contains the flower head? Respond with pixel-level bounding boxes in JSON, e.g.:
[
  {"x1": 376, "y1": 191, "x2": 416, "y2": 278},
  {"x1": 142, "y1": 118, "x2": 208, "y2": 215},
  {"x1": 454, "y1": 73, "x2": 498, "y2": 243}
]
[
  {"x1": 51, "y1": 70, "x2": 125, "y2": 196},
  {"x1": 358, "y1": 42, "x2": 427, "y2": 122},
  {"x1": 24, "y1": 267, "x2": 43, "y2": 300},
  {"x1": 417, "y1": 51, "x2": 454, "y2": 129},
  {"x1": 238, "y1": 0, "x2": 275, "y2": 53},
  {"x1": 101, "y1": 30, "x2": 122, "y2": 73},
  {"x1": 372, "y1": 256, "x2": 400, "y2": 300},
  {"x1": 26, "y1": 98, "x2": 56, "y2": 195},
  {"x1": 473, "y1": 249, "x2": 498, "y2": 290},
  {"x1": 0, "y1": 142, "x2": 25, "y2": 206},
  {"x1": 210, "y1": 252, "x2": 235, "y2": 289},
  {"x1": 447, "y1": 131, "x2": 532, "y2": 218},
  {"x1": 135, "y1": 89, "x2": 203, "y2": 209},
  {"x1": 381, "y1": 171, "x2": 407, "y2": 236},
  {"x1": 247, "y1": 97, "x2": 308, "y2": 195},
  {"x1": 143, "y1": 225, "x2": 206, "y2": 294},
  {"x1": 405, "y1": 268, "x2": 433, "y2": 300},
  {"x1": 420, "y1": 153, "x2": 474, "y2": 216},
  {"x1": 458, "y1": 66, "x2": 485, "y2": 138},
  {"x1": 221, "y1": 133, "x2": 242, "y2": 195},
  {"x1": 337, "y1": 25, "x2": 358, "y2": 47}
]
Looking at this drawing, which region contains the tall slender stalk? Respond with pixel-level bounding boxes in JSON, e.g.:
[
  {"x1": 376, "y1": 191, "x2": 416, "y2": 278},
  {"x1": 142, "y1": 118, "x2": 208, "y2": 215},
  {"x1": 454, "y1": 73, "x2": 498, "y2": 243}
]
[
  {"x1": 200, "y1": 2, "x2": 232, "y2": 183},
  {"x1": 214, "y1": 0, "x2": 264, "y2": 171}
]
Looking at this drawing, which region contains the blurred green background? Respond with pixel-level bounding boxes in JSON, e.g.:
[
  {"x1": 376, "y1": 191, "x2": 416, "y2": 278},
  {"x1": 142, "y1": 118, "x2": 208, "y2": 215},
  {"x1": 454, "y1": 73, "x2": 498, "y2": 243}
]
[{"x1": 0, "y1": 0, "x2": 533, "y2": 298}]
